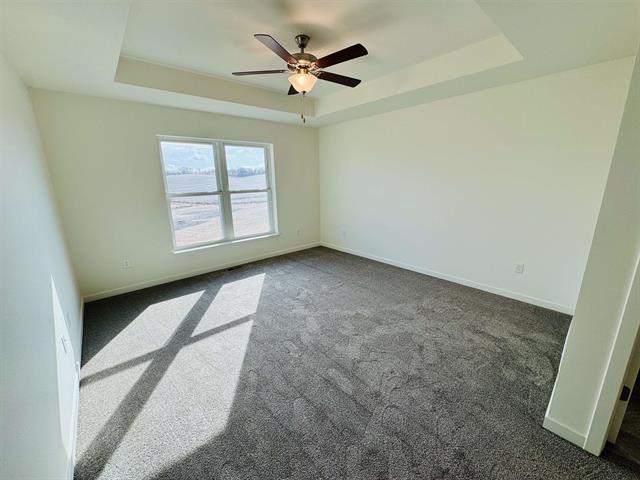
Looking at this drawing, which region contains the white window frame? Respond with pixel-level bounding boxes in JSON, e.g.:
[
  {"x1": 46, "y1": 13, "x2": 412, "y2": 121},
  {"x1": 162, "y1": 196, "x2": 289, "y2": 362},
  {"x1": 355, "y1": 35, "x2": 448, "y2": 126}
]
[{"x1": 157, "y1": 135, "x2": 278, "y2": 252}]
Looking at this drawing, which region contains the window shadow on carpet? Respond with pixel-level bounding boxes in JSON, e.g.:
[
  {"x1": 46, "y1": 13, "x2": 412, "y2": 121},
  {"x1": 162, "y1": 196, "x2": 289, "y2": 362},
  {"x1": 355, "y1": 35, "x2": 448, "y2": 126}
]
[{"x1": 75, "y1": 248, "x2": 640, "y2": 480}]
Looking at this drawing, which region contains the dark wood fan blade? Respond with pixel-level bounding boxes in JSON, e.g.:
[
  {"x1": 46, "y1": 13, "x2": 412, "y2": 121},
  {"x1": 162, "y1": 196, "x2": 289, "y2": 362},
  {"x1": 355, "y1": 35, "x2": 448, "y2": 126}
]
[
  {"x1": 254, "y1": 34, "x2": 297, "y2": 64},
  {"x1": 315, "y1": 44, "x2": 367, "y2": 69},
  {"x1": 232, "y1": 69, "x2": 287, "y2": 76},
  {"x1": 315, "y1": 71, "x2": 361, "y2": 87},
  {"x1": 288, "y1": 85, "x2": 299, "y2": 95}
]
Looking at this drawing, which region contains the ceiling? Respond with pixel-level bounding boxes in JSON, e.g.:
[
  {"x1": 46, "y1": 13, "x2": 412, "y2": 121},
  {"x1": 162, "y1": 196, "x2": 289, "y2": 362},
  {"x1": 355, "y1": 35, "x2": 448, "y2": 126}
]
[
  {"x1": 121, "y1": 0, "x2": 499, "y2": 96},
  {"x1": 1, "y1": 0, "x2": 639, "y2": 125}
]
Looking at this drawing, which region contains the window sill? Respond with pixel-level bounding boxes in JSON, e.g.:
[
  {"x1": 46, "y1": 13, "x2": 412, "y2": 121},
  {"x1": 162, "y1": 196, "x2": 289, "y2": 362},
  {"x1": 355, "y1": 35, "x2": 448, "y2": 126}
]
[{"x1": 173, "y1": 232, "x2": 279, "y2": 254}]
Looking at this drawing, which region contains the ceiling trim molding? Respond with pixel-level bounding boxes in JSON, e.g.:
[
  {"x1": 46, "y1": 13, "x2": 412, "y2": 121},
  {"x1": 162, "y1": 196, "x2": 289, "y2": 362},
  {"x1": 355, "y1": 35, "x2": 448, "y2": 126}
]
[
  {"x1": 315, "y1": 34, "x2": 522, "y2": 121},
  {"x1": 115, "y1": 56, "x2": 315, "y2": 118}
]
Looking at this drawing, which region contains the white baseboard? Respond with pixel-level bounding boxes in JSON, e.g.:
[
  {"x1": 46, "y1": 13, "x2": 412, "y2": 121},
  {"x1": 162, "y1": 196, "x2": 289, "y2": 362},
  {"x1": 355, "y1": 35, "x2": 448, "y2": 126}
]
[
  {"x1": 321, "y1": 242, "x2": 575, "y2": 315},
  {"x1": 83, "y1": 240, "x2": 575, "y2": 316},
  {"x1": 83, "y1": 242, "x2": 320, "y2": 302},
  {"x1": 543, "y1": 415, "x2": 587, "y2": 448}
]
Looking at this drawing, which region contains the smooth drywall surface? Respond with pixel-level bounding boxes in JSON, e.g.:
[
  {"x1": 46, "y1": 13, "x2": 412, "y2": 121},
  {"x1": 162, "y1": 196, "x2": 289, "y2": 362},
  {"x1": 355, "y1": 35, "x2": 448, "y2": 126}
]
[
  {"x1": 0, "y1": 55, "x2": 82, "y2": 479},
  {"x1": 30, "y1": 90, "x2": 320, "y2": 298},
  {"x1": 319, "y1": 57, "x2": 634, "y2": 313},
  {"x1": 546, "y1": 52, "x2": 640, "y2": 454}
]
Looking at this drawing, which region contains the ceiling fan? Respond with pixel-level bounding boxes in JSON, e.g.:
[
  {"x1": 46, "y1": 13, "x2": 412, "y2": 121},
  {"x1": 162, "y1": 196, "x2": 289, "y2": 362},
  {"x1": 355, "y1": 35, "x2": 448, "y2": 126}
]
[{"x1": 233, "y1": 34, "x2": 367, "y2": 95}]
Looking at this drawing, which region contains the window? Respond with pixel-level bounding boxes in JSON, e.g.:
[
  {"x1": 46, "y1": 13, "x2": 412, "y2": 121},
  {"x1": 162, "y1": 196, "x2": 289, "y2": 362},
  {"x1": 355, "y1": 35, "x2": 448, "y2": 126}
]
[{"x1": 158, "y1": 137, "x2": 277, "y2": 250}]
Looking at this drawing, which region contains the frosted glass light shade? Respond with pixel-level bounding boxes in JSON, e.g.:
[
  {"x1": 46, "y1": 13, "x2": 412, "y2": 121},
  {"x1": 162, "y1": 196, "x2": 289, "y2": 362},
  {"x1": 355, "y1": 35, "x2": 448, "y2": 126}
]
[{"x1": 288, "y1": 72, "x2": 317, "y2": 93}]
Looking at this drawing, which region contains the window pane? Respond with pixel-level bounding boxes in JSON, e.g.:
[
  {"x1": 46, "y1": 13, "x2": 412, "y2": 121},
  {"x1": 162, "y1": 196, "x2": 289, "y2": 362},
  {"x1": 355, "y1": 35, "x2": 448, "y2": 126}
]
[
  {"x1": 161, "y1": 141, "x2": 217, "y2": 194},
  {"x1": 231, "y1": 192, "x2": 270, "y2": 237},
  {"x1": 225, "y1": 145, "x2": 267, "y2": 191},
  {"x1": 170, "y1": 195, "x2": 223, "y2": 247}
]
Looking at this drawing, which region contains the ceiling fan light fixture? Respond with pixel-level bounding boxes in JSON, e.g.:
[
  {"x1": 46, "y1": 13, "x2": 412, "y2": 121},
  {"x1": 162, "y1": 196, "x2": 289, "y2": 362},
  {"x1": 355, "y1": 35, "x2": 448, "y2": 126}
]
[{"x1": 288, "y1": 71, "x2": 317, "y2": 93}]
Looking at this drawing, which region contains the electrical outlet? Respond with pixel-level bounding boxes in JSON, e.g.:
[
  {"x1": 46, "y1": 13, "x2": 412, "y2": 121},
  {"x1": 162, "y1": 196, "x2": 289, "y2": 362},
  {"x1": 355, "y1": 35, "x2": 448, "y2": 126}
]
[
  {"x1": 122, "y1": 259, "x2": 132, "y2": 269},
  {"x1": 296, "y1": 228, "x2": 301, "y2": 237},
  {"x1": 514, "y1": 263, "x2": 525, "y2": 274}
]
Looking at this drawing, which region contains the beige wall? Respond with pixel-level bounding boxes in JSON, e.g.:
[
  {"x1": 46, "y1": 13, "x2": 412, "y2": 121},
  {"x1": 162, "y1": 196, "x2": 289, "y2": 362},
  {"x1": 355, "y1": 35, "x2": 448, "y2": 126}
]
[
  {"x1": 319, "y1": 57, "x2": 634, "y2": 313},
  {"x1": 1, "y1": 55, "x2": 82, "y2": 479},
  {"x1": 545, "y1": 52, "x2": 640, "y2": 454},
  {"x1": 30, "y1": 90, "x2": 320, "y2": 299}
]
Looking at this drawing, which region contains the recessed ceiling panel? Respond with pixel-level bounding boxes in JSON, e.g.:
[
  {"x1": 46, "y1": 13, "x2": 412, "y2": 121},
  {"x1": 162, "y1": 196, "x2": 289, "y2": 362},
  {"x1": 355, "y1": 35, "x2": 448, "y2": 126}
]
[{"x1": 121, "y1": 0, "x2": 500, "y2": 96}]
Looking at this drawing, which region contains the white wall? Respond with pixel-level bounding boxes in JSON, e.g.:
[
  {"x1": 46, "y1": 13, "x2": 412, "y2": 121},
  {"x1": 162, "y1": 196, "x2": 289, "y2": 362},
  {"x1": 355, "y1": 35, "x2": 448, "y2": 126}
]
[
  {"x1": 319, "y1": 57, "x2": 634, "y2": 313},
  {"x1": 0, "y1": 55, "x2": 82, "y2": 479},
  {"x1": 30, "y1": 90, "x2": 320, "y2": 299},
  {"x1": 545, "y1": 52, "x2": 640, "y2": 454}
]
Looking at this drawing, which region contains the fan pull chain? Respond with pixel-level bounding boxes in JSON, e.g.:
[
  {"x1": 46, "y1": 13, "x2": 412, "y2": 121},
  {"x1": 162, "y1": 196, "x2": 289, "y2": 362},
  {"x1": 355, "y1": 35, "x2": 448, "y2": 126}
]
[{"x1": 301, "y1": 91, "x2": 306, "y2": 124}]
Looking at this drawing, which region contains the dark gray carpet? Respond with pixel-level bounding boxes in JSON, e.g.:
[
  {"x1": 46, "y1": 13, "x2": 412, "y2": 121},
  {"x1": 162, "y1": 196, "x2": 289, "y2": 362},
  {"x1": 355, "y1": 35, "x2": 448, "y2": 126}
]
[{"x1": 75, "y1": 247, "x2": 640, "y2": 479}]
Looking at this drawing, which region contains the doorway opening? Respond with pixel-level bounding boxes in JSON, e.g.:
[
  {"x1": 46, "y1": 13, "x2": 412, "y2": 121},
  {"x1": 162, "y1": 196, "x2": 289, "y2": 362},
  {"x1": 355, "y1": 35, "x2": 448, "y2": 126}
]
[{"x1": 607, "y1": 334, "x2": 640, "y2": 467}]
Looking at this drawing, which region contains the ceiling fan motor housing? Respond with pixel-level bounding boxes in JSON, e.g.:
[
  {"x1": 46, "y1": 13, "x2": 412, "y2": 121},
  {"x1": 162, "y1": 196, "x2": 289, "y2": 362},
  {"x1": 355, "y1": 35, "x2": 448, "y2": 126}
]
[
  {"x1": 289, "y1": 52, "x2": 317, "y2": 71},
  {"x1": 290, "y1": 35, "x2": 316, "y2": 72}
]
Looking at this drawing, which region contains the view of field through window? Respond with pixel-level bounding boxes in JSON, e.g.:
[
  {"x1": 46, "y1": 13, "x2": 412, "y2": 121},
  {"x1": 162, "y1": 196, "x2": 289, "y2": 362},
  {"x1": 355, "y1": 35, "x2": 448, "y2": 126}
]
[{"x1": 161, "y1": 141, "x2": 272, "y2": 247}]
